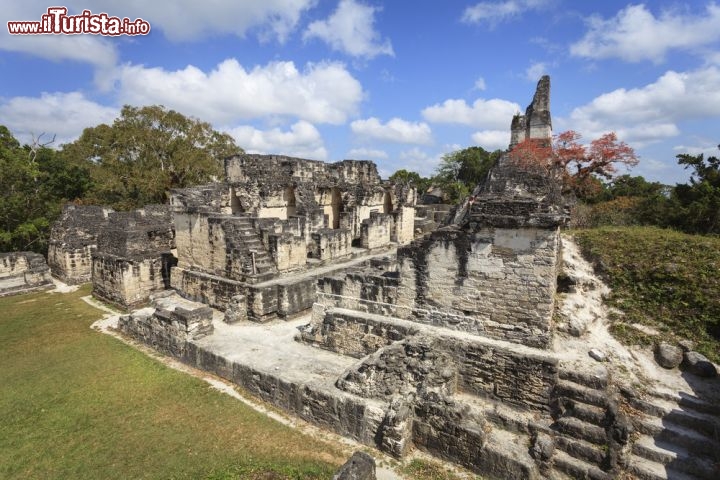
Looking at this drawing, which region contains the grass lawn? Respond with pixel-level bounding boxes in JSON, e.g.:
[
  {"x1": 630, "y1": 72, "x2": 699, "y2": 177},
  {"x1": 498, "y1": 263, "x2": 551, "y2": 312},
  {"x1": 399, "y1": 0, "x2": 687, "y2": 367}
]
[
  {"x1": 572, "y1": 226, "x2": 720, "y2": 363},
  {"x1": 0, "y1": 285, "x2": 344, "y2": 480}
]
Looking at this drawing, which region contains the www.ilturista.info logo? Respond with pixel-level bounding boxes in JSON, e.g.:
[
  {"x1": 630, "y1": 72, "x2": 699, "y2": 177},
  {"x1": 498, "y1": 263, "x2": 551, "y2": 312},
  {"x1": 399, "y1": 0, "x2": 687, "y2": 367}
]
[{"x1": 7, "y1": 7, "x2": 150, "y2": 35}]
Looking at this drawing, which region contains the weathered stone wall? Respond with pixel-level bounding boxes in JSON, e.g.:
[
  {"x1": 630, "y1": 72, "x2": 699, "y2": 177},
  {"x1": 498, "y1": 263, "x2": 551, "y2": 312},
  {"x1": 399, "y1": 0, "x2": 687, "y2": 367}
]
[
  {"x1": 48, "y1": 204, "x2": 113, "y2": 283},
  {"x1": 395, "y1": 226, "x2": 560, "y2": 348},
  {"x1": 302, "y1": 304, "x2": 418, "y2": 358},
  {"x1": 268, "y1": 234, "x2": 306, "y2": 272},
  {"x1": 310, "y1": 229, "x2": 351, "y2": 261},
  {"x1": 361, "y1": 213, "x2": 392, "y2": 250},
  {"x1": 392, "y1": 206, "x2": 415, "y2": 245},
  {"x1": 92, "y1": 254, "x2": 173, "y2": 309},
  {"x1": 117, "y1": 302, "x2": 213, "y2": 357},
  {"x1": 0, "y1": 252, "x2": 53, "y2": 296},
  {"x1": 510, "y1": 75, "x2": 551, "y2": 147},
  {"x1": 170, "y1": 267, "x2": 245, "y2": 310}
]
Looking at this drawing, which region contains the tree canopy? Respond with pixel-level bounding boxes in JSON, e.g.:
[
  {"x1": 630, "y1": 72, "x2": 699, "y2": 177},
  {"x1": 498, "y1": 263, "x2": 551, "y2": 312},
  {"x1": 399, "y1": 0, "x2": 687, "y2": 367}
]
[
  {"x1": 509, "y1": 130, "x2": 639, "y2": 198},
  {"x1": 63, "y1": 105, "x2": 242, "y2": 210},
  {"x1": 434, "y1": 146, "x2": 503, "y2": 203}
]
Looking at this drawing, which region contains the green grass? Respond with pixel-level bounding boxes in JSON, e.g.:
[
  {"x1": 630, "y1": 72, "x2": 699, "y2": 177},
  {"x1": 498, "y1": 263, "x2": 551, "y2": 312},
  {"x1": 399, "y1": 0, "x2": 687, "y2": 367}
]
[
  {"x1": 572, "y1": 226, "x2": 720, "y2": 363},
  {"x1": 0, "y1": 285, "x2": 343, "y2": 480}
]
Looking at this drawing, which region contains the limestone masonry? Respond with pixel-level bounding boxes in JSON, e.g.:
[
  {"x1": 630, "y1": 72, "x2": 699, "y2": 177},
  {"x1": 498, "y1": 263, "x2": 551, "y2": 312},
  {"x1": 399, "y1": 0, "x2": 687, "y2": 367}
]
[
  {"x1": 53, "y1": 76, "x2": 720, "y2": 479},
  {"x1": 0, "y1": 251, "x2": 53, "y2": 296}
]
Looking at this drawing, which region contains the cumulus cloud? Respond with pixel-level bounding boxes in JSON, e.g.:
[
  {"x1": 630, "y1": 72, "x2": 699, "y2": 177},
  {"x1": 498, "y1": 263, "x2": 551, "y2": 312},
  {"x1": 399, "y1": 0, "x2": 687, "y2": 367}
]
[
  {"x1": 118, "y1": 59, "x2": 363, "y2": 125},
  {"x1": 525, "y1": 62, "x2": 547, "y2": 82},
  {"x1": 471, "y1": 130, "x2": 510, "y2": 150},
  {"x1": 351, "y1": 117, "x2": 432, "y2": 145},
  {"x1": 0, "y1": 92, "x2": 118, "y2": 145},
  {"x1": 1, "y1": 0, "x2": 315, "y2": 76},
  {"x1": 474, "y1": 77, "x2": 487, "y2": 91},
  {"x1": 1, "y1": 3, "x2": 117, "y2": 86},
  {"x1": 567, "y1": 67, "x2": 720, "y2": 144},
  {"x1": 303, "y1": 0, "x2": 393, "y2": 58},
  {"x1": 570, "y1": 3, "x2": 720, "y2": 63},
  {"x1": 422, "y1": 98, "x2": 520, "y2": 130},
  {"x1": 398, "y1": 148, "x2": 442, "y2": 177},
  {"x1": 226, "y1": 121, "x2": 327, "y2": 160},
  {"x1": 462, "y1": 0, "x2": 552, "y2": 25},
  {"x1": 347, "y1": 148, "x2": 388, "y2": 160}
]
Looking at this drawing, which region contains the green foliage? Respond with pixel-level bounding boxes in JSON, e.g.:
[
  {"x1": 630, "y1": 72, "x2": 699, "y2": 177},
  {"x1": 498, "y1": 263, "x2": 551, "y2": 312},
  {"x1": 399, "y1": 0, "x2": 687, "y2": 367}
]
[
  {"x1": 0, "y1": 286, "x2": 341, "y2": 479},
  {"x1": 0, "y1": 127, "x2": 91, "y2": 253},
  {"x1": 389, "y1": 168, "x2": 432, "y2": 194},
  {"x1": 63, "y1": 105, "x2": 242, "y2": 210},
  {"x1": 671, "y1": 150, "x2": 720, "y2": 235},
  {"x1": 573, "y1": 227, "x2": 720, "y2": 362},
  {"x1": 434, "y1": 146, "x2": 503, "y2": 204}
]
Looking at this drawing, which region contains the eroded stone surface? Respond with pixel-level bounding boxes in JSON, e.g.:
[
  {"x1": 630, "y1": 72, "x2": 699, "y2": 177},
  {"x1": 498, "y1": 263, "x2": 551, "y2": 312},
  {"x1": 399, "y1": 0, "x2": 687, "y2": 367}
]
[{"x1": 0, "y1": 251, "x2": 53, "y2": 296}]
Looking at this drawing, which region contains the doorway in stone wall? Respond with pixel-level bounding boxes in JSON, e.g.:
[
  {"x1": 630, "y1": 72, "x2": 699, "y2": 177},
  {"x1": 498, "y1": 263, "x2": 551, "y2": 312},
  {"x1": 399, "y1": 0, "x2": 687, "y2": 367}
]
[
  {"x1": 330, "y1": 187, "x2": 341, "y2": 229},
  {"x1": 285, "y1": 186, "x2": 297, "y2": 217},
  {"x1": 230, "y1": 187, "x2": 244, "y2": 214},
  {"x1": 383, "y1": 191, "x2": 393, "y2": 214}
]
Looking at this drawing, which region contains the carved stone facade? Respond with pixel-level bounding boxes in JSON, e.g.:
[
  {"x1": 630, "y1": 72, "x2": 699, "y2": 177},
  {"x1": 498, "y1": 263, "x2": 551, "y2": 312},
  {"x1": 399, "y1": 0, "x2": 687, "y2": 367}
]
[
  {"x1": 0, "y1": 251, "x2": 53, "y2": 296},
  {"x1": 168, "y1": 155, "x2": 415, "y2": 320},
  {"x1": 91, "y1": 205, "x2": 176, "y2": 309},
  {"x1": 48, "y1": 204, "x2": 113, "y2": 284}
]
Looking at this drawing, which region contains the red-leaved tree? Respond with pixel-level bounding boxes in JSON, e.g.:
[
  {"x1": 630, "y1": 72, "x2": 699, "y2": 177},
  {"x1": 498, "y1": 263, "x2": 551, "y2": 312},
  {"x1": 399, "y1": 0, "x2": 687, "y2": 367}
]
[{"x1": 509, "y1": 131, "x2": 639, "y2": 198}]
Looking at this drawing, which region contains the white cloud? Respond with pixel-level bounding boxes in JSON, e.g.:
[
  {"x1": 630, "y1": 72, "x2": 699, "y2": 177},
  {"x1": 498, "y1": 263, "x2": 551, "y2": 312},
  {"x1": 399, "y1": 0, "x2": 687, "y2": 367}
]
[
  {"x1": 471, "y1": 130, "x2": 510, "y2": 150},
  {"x1": 351, "y1": 117, "x2": 432, "y2": 145},
  {"x1": 303, "y1": 0, "x2": 393, "y2": 58},
  {"x1": 0, "y1": 92, "x2": 118, "y2": 146},
  {"x1": 462, "y1": 0, "x2": 552, "y2": 25},
  {"x1": 570, "y1": 3, "x2": 720, "y2": 63},
  {"x1": 474, "y1": 77, "x2": 487, "y2": 91},
  {"x1": 347, "y1": 148, "x2": 388, "y2": 160},
  {"x1": 567, "y1": 67, "x2": 720, "y2": 145},
  {"x1": 1, "y1": 4, "x2": 117, "y2": 86},
  {"x1": 1, "y1": 0, "x2": 315, "y2": 75},
  {"x1": 525, "y1": 62, "x2": 547, "y2": 82},
  {"x1": 422, "y1": 98, "x2": 520, "y2": 130},
  {"x1": 226, "y1": 121, "x2": 327, "y2": 160},
  {"x1": 118, "y1": 59, "x2": 363, "y2": 125},
  {"x1": 673, "y1": 143, "x2": 720, "y2": 157},
  {"x1": 398, "y1": 148, "x2": 441, "y2": 177}
]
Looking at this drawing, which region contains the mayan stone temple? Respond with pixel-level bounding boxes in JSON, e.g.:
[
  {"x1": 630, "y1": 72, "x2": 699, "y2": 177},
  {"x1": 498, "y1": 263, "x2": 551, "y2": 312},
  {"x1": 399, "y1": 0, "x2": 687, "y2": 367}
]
[{"x1": 45, "y1": 77, "x2": 719, "y2": 480}]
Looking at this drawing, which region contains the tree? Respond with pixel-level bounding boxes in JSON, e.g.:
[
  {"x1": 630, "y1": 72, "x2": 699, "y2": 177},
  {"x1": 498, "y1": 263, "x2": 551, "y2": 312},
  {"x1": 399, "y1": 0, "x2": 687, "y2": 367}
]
[
  {"x1": 671, "y1": 148, "x2": 720, "y2": 234},
  {"x1": 0, "y1": 127, "x2": 91, "y2": 253},
  {"x1": 62, "y1": 105, "x2": 242, "y2": 210},
  {"x1": 434, "y1": 146, "x2": 503, "y2": 203},
  {"x1": 509, "y1": 131, "x2": 639, "y2": 199},
  {"x1": 389, "y1": 169, "x2": 432, "y2": 194}
]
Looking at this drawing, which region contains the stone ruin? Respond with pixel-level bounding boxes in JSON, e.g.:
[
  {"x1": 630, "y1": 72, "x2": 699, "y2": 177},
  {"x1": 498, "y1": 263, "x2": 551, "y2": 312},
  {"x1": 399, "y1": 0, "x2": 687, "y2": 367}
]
[
  {"x1": 0, "y1": 251, "x2": 53, "y2": 296},
  {"x1": 168, "y1": 155, "x2": 415, "y2": 321},
  {"x1": 48, "y1": 204, "x2": 113, "y2": 284},
  {"x1": 65, "y1": 76, "x2": 720, "y2": 479}
]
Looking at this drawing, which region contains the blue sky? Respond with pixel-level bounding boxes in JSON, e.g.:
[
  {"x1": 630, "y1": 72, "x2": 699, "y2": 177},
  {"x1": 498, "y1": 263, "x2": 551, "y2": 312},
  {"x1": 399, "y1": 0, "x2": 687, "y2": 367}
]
[{"x1": 1, "y1": 1, "x2": 719, "y2": 184}]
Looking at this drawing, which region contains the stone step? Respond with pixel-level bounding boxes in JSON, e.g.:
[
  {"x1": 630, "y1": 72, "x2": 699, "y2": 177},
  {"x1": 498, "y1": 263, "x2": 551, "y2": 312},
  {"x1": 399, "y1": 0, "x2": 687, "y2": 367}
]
[
  {"x1": 632, "y1": 435, "x2": 719, "y2": 480},
  {"x1": 627, "y1": 454, "x2": 702, "y2": 480},
  {"x1": 551, "y1": 450, "x2": 611, "y2": 480},
  {"x1": 562, "y1": 400, "x2": 606, "y2": 427},
  {"x1": 555, "y1": 435, "x2": 606, "y2": 466},
  {"x1": 634, "y1": 416, "x2": 720, "y2": 457},
  {"x1": 627, "y1": 397, "x2": 720, "y2": 438},
  {"x1": 558, "y1": 367, "x2": 609, "y2": 390},
  {"x1": 554, "y1": 417, "x2": 607, "y2": 446},
  {"x1": 554, "y1": 380, "x2": 609, "y2": 409},
  {"x1": 647, "y1": 390, "x2": 720, "y2": 416}
]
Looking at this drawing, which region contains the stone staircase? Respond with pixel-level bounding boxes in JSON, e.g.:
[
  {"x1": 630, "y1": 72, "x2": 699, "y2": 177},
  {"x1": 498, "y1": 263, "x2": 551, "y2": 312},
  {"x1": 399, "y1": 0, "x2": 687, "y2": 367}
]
[
  {"x1": 550, "y1": 368, "x2": 616, "y2": 480},
  {"x1": 624, "y1": 389, "x2": 720, "y2": 480},
  {"x1": 224, "y1": 217, "x2": 277, "y2": 283}
]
